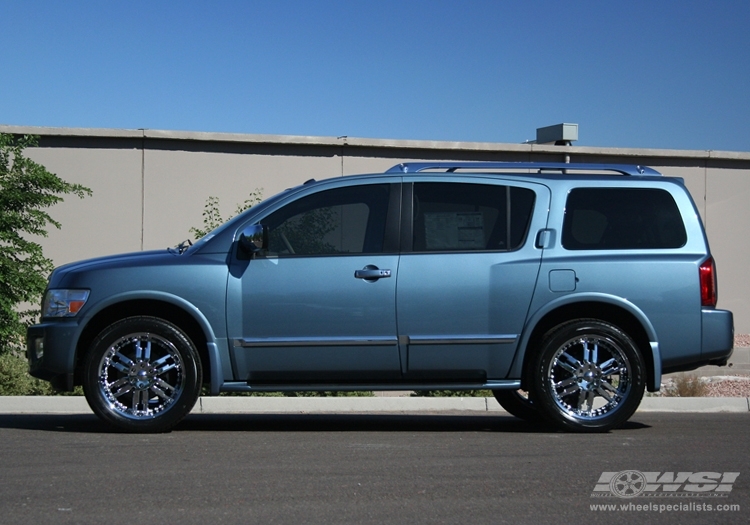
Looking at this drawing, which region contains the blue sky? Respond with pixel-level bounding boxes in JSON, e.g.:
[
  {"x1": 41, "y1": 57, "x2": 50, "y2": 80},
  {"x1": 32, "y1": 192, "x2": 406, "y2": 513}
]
[{"x1": 1, "y1": 1, "x2": 748, "y2": 151}]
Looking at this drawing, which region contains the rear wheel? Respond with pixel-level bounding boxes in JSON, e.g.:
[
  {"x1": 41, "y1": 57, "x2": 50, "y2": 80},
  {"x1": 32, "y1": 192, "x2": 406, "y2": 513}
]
[
  {"x1": 492, "y1": 389, "x2": 544, "y2": 423},
  {"x1": 83, "y1": 316, "x2": 202, "y2": 433},
  {"x1": 529, "y1": 319, "x2": 645, "y2": 433}
]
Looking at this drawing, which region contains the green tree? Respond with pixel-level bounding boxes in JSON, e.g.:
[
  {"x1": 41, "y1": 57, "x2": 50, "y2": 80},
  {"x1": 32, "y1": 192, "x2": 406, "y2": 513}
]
[
  {"x1": 189, "y1": 189, "x2": 263, "y2": 240},
  {"x1": 0, "y1": 134, "x2": 92, "y2": 357}
]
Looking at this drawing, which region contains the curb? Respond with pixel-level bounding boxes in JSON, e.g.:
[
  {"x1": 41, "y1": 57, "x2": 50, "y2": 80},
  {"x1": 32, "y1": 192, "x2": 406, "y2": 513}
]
[{"x1": 0, "y1": 396, "x2": 747, "y2": 415}]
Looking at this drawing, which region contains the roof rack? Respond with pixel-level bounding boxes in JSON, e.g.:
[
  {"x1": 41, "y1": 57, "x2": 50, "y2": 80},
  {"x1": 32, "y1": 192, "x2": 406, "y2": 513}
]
[{"x1": 385, "y1": 162, "x2": 662, "y2": 177}]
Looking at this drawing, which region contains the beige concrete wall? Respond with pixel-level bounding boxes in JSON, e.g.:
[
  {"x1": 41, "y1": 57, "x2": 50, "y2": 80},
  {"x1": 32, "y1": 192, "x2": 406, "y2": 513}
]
[
  {"x1": 142, "y1": 149, "x2": 342, "y2": 250},
  {"x1": 640, "y1": 165, "x2": 745, "y2": 317},
  {"x1": 4, "y1": 126, "x2": 749, "y2": 332},
  {"x1": 23, "y1": 142, "x2": 143, "y2": 262},
  {"x1": 705, "y1": 167, "x2": 750, "y2": 325}
]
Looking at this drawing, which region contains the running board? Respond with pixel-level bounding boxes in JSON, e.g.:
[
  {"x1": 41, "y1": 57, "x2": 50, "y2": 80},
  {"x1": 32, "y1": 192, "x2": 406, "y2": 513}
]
[{"x1": 218, "y1": 380, "x2": 521, "y2": 393}]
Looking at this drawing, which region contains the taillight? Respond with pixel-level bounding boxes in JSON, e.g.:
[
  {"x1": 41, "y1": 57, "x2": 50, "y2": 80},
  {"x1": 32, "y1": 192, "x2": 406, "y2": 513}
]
[{"x1": 699, "y1": 257, "x2": 717, "y2": 307}]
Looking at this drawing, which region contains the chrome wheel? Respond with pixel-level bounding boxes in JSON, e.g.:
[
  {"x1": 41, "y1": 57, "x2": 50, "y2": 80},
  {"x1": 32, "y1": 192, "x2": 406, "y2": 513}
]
[
  {"x1": 547, "y1": 334, "x2": 631, "y2": 419},
  {"x1": 84, "y1": 316, "x2": 202, "y2": 433},
  {"x1": 97, "y1": 332, "x2": 185, "y2": 419},
  {"x1": 531, "y1": 319, "x2": 645, "y2": 432}
]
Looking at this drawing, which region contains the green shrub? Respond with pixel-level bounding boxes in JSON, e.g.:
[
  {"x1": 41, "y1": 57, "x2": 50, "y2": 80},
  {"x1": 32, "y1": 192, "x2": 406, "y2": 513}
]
[
  {"x1": 412, "y1": 389, "x2": 493, "y2": 397},
  {"x1": 286, "y1": 390, "x2": 374, "y2": 397},
  {"x1": 204, "y1": 387, "x2": 374, "y2": 397},
  {"x1": 0, "y1": 133, "x2": 91, "y2": 358},
  {"x1": 189, "y1": 189, "x2": 263, "y2": 240},
  {"x1": 0, "y1": 352, "x2": 55, "y2": 395}
]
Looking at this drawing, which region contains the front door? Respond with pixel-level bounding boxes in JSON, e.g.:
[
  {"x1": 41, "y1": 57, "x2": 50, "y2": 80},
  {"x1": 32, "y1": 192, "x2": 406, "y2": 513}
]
[{"x1": 228, "y1": 181, "x2": 402, "y2": 384}]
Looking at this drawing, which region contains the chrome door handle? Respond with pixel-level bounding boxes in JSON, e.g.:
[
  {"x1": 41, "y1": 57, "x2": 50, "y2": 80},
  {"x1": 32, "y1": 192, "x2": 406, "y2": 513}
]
[{"x1": 354, "y1": 268, "x2": 392, "y2": 279}]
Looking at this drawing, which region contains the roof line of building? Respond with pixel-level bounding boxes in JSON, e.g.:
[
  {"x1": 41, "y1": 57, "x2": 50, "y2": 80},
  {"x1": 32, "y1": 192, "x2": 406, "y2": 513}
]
[{"x1": 1, "y1": 124, "x2": 749, "y2": 161}]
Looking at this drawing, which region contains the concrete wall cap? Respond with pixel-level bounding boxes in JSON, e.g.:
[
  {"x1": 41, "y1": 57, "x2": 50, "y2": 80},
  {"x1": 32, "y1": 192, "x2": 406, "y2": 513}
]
[{"x1": 1, "y1": 124, "x2": 748, "y2": 162}]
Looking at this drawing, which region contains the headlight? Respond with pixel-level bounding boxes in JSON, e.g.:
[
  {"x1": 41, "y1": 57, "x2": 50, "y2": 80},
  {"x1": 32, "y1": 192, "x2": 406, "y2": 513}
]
[{"x1": 42, "y1": 289, "x2": 90, "y2": 317}]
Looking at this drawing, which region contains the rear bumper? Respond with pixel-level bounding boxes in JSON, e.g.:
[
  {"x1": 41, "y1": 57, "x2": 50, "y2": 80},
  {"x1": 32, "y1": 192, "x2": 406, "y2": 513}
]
[
  {"x1": 661, "y1": 309, "x2": 733, "y2": 376},
  {"x1": 702, "y1": 309, "x2": 734, "y2": 364}
]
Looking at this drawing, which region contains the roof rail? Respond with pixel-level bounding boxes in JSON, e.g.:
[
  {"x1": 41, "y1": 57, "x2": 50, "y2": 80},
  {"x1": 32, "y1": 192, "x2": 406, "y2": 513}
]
[{"x1": 385, "y1": 162, "x2": 662, "y2": 177}]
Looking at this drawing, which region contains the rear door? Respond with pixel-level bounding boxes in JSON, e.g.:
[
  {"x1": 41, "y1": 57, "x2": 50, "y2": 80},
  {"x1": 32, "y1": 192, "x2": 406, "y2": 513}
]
[{"x1": 396, "y1": 178, "x2": 550, "y2": 381}]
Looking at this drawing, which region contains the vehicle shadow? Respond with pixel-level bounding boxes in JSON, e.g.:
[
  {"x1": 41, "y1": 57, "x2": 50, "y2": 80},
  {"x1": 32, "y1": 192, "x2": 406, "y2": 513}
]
[{"x1": 0, "y1": 412, "x2": 651, "y2": 434}]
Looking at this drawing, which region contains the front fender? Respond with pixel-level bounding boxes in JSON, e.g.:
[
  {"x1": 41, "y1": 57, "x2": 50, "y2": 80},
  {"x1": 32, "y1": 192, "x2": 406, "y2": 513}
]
[{"x1": 78, "y1": 291, "x2": 226, "y2": 394}]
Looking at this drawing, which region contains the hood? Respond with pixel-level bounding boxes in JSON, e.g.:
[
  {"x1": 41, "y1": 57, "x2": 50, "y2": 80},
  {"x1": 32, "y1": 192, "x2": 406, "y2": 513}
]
[{"x1": 52, "y1": 250, "x2": 179, "y2": 280}]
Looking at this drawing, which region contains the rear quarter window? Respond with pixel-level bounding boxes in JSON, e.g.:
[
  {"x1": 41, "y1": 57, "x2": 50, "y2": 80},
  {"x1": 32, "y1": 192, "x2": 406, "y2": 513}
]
[{"x1": 562, "y1": 188, "x2": 687, "y2": 250}]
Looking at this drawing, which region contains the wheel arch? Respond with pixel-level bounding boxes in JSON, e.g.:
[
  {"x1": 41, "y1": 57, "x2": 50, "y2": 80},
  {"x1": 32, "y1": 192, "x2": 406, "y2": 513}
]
[
  {"x1": 74, "y1": 295, "x2": 217, "y2": 391},
  {"x1": 512, "y1": 295, "x2": 660, "y2": 392}
]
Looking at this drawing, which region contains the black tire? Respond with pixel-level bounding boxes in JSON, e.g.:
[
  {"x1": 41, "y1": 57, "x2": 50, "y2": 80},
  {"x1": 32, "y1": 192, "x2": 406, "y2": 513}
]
[
  {"x1": 492, "y1": 389, "x2": 545, "y2": 423},
  {"x1": 529, "y1": 319, "x2": 645, "y2": 433},
  {"x1": 83, "y1": 316, "x2": 202, "y2": 433}
]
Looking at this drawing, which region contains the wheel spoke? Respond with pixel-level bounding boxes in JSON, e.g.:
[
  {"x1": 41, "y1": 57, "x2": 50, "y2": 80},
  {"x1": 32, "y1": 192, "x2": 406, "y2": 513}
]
[
  {"x1": 595, "y1": 386, "x2": 613, "y2": 402},
  {"x1": 132, "y1": 389, "x2": 148, "y2": 410},
  {"x1": 559, "y1": 383, "x2": 580, "y2": 397},
  {"x1": 576, "y1": 388, "x2": 587, "y2": 410},
  {"x1": 109, "y1": 377, "x2": 130, "y2": 390},
  {"x1": 555, "y1": 376, "x2": 578, "y2": 388},
  {"x1": 150, "y1": 385, "x2": 172, "y2": 401},
  {"x1": 600, "y1": 379, "x2": 619, "y2": 393},
  {"x1": 599, "y1": 358, "x2": 617, "y2": 375},
  {"x1": 559, "y1": 351, "x2": 581, "y2": 369},
  {"x1": 111, "y1": 362, "x2": 129, "y2": 373},
  {"x1": 152, "y1": 355, "x2": 177, "y2": 375},
  {"x1": 111, "y1": 351, "x2": 133, "y2": 370},
  {"x1": 556, "y1": 352, "x2": 580, "y2": 374},
  {"x1": 154, "y1": 378, "x2": 176, "y2": 393},
  {"x1": 113, "y1": 384, "x2": 134, "y2": 398},
  {"x1": 585, "y1": 389, "x2": 596, "y2": 410},
  {"x1": 154, "y1": 362, "x2": 177, "y2": 375},
  {"x1": 582, "y1": 342, "x2": 594, "y2": 363},
  {"x1": 554, "y1": 376, "x2": 578, "y2": 391}
]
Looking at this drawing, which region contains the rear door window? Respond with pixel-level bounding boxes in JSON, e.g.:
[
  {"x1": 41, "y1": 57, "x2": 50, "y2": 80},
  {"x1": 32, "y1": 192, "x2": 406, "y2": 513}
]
[{"x1": 410, "y1": 183, "x2": 535, "y2": 252}]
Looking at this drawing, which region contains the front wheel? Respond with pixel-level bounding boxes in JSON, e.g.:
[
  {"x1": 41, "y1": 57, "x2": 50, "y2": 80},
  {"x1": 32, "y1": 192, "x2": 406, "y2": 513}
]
[
  {"x1": 83, "y1": 316, "x2": 203, "y2": 433},
  {"x1": 529, "y1": 319, "x2": 645, "y2": 433}
]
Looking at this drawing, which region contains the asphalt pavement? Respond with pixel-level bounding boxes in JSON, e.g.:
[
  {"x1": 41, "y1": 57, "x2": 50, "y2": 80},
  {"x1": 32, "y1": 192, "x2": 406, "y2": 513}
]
[
  {"x1": 0, "y1": 394, "x2": 748, "y2": 415},
  {"x1": 0, "y1": 411, "x2": 747, "y2": 524}
]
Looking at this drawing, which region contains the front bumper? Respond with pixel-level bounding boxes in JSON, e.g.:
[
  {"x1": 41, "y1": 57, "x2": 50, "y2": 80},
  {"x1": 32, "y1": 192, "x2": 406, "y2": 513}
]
[{"x1": 26, "y1": 321, "x2": 81, "y2": 391}]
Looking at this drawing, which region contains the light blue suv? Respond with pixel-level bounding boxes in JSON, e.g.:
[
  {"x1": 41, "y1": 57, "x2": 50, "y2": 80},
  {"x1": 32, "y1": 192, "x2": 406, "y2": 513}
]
[{"x1": 27, "y1": 162, "x2": 734, "y2": 432}]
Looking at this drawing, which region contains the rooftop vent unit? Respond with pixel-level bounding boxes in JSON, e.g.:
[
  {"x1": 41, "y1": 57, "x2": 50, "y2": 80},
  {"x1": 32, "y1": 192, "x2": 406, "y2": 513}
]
[{"x1": 536, "y1": 123, "x2": 579, "y2": 146}]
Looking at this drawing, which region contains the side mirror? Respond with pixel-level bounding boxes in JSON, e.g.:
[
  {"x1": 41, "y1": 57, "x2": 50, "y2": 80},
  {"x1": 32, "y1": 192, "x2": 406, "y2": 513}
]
[{"x1": 238, "y1": 224, "x2": 268, "y2": 256}]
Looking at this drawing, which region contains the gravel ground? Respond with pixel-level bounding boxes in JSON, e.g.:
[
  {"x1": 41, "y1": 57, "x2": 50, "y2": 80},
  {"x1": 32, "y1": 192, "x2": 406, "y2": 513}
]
[
  {"x1": 652, "y1": 376, "x2": 750, "y2": 398},
  {"x1": 649, "y1": 334, "x2": 750, "y2": 397},
  {"x1": 703, "y1": 376, "x2": 750, "y2": 397}
]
